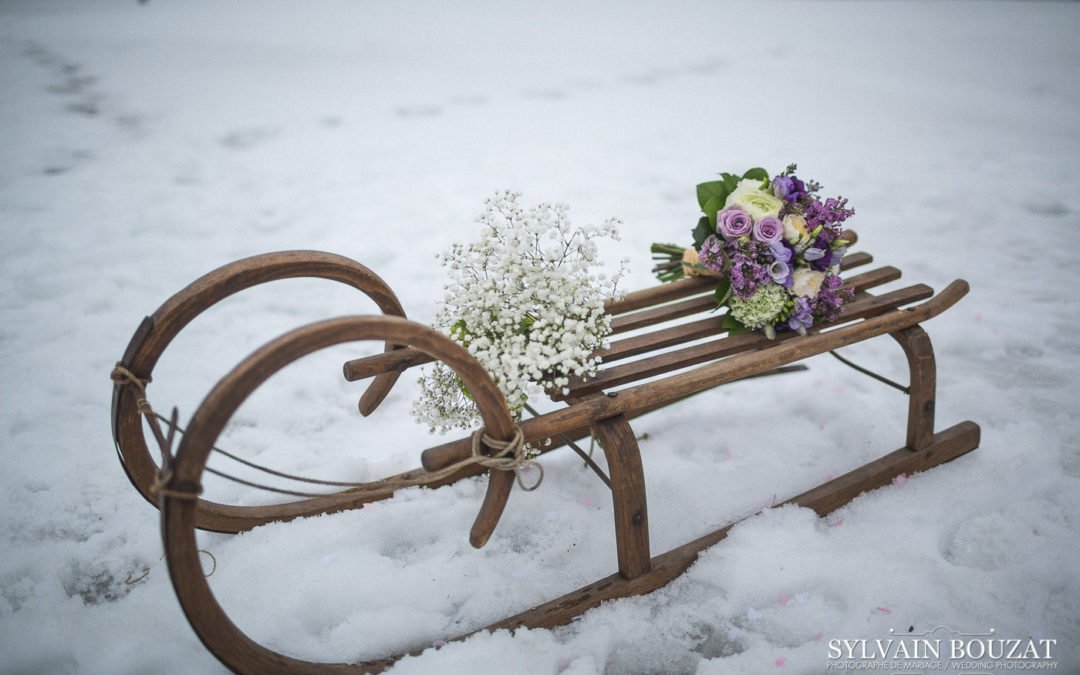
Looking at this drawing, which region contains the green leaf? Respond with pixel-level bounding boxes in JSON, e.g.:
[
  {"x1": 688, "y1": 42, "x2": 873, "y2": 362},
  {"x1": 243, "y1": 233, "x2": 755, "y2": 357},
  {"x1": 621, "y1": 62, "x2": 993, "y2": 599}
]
[
  {"x1": 722, "y1": 313, "x2": 752, "y2": 335},
  {"x1": 719, "y1": 172, "x2": 742, "y2": 193},
  {"x1": 696, "y1": 181, "x2": 730, "y2": 226},
  {"x1": 691, "y1": 216, "x2": 713, "y2": 250},
  {"x1": 712, "y1": 278, "x2": 732, "y2": 306},
  {"x1": 696, "y1": 180, "x2": 728, "y2": 211},
  {"x1": 742, "y1": 167, "x2": 769, "y2": 183}
]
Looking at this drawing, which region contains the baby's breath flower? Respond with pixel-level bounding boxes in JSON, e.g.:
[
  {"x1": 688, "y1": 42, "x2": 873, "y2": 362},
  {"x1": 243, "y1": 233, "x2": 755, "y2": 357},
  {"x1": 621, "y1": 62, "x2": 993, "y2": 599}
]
[{"x1": 413, "y1": 191, "x2": 625, "y2": 439}]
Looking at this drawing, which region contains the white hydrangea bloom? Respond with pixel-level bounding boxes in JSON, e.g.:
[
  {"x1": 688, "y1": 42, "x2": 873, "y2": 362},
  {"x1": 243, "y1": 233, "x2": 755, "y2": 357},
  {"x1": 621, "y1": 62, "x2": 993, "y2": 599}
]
[
  {"x1": 412, "y1": 191, "x2": 626, "y2": 438},
  {"x1": 728, "y1": 283, "x2": 788, "y2": 329}
]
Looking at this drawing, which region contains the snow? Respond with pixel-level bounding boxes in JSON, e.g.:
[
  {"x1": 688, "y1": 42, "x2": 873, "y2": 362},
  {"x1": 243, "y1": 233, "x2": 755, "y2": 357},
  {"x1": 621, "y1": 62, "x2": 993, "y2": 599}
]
[{"x1": 1, "y1": 1, "x2": 1079, "y2": 673}]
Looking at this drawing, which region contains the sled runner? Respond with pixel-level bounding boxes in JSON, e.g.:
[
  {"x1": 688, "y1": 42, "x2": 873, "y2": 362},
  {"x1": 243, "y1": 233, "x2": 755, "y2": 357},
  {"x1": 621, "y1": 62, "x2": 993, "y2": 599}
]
[{"x1": 110, "y1": 233, "x2": 980, "y2": 673}]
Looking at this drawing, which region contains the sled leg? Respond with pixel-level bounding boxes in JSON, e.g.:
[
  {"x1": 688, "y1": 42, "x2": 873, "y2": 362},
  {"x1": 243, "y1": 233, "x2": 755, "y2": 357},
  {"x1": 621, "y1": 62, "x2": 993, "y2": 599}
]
[
  {"x1": 591, "y1": 414, "x2": 651, "y2": 579},
  {"x1": 891, "y1": 325, "x2": 936, "y2": 451}
]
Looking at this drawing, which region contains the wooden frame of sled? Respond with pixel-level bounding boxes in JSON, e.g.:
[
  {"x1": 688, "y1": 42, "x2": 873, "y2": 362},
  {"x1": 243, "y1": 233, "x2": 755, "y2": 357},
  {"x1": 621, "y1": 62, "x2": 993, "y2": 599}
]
[{"x1": 111, "y1": 233, "x2": 980, "y2": 673}]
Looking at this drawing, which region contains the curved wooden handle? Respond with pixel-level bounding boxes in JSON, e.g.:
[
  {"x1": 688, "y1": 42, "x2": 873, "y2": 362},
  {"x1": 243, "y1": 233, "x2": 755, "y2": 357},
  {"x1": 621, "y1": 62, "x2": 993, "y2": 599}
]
[
  {"x1": 470, "y1": 469, "x2": 515, "y2": 548},
  {"x1": 113, "y1": 251, "x2": 408, "y2": 514}
]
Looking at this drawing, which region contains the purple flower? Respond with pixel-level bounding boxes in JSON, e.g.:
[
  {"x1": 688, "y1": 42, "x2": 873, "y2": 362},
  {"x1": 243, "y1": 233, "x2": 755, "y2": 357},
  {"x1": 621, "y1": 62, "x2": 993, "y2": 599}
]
[
  {"x1": 817, "y1": 246, "x2": 846, "y2": 268},
  {"x1": 699, "y1": 235, "x2": 726, "y2": 271},
  {"x1": 729, "y1": 240, "x2": 773, "y2": 299},
  {"x1": 773, "y1": 175, "x2": 807, "y2": 203},
  {"x1": 772, "y1": 177, "x2": 794, "y2": 201},
  {"x1": 768, "y1": 240, "x2": 793, "y2": 263},
  {"x1": 767, "y1": 240, "x2": 794, "y2": 287},
  {"x1": 753, "y1": 216, "x2": 784, "y2": 244},
  {"x1": 788, "y1": 298, "x2": 813, "y2": 335},
  {"x1": 717, "y1": 206, "x2": 753, "y2": 241},
  {"x1": 789, "y1": 177, "x2": 807, "y2": 201},
  {"x1": 803, "y1": 196, "x2": 854, "y2": 231},
  {"x1": 803, "y1": 247, "x2": 826, "y2": 262},
  {"x1": 769, "y1": 260, "x2": 791, "y2": 286},
  {"x1": 808, "y1": 274, "x2": 852, "y2": 323}
]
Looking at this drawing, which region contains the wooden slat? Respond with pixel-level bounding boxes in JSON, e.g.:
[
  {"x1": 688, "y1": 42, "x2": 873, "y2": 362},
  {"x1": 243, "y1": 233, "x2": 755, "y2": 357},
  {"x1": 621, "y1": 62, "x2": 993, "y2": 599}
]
[
  {"x1": 839, "y1": 250, "x2": 872, "y2": 271},
  {"x1": 605, "y1": 276, "x2": 718, "y2": 315},
  {"x1": 344, "y1": 346, "x2": 432, "y2": 382},
  {"x1": 557, "y1": 283, "x2": 933, "y2": 398},
  {"x1": 602, "y1": 315, "x2": 728, "y2": 362},
  {"x1": 610, "y1": 294, "x2": 716, "y2": 334},
  {"x1": 844, "y1": 265, "x2": 901, "y2": 293}
]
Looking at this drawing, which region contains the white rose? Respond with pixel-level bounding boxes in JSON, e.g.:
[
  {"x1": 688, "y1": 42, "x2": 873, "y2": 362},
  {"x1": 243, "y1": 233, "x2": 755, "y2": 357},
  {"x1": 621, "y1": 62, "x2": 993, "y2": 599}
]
[
  {"x1": 782, "y1": 214, "x2": 810, "y2": 244},
  {"x1": 724, "y1": 178, "x2": 784, "y2": 221},
  {"x1": 790, "y1": 267, "x2": 826, "y2": 298}
]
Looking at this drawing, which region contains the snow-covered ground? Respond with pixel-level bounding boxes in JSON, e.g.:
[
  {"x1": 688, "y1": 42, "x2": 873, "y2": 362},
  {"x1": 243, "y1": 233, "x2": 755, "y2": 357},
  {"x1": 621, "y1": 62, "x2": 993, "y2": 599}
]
[{"x1": 1, "y1": 1, "x2": 1078, "y2": 673}]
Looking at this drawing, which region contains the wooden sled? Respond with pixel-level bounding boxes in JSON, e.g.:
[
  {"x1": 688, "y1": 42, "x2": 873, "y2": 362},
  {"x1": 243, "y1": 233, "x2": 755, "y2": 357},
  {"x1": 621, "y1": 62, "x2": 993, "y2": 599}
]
[{"x1": 110, "y1": 233, "x2": 980, "y2": 673}]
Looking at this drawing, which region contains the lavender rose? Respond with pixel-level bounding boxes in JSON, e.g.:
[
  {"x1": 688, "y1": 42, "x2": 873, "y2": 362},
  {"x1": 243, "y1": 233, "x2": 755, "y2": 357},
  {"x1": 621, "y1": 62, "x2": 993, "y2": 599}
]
[
  {"x1": 717, "y1": 206, "x2": 753, "y2": 241},
  {"x1": 753, "y1": 216, "x2": 784, "y2": 244}
]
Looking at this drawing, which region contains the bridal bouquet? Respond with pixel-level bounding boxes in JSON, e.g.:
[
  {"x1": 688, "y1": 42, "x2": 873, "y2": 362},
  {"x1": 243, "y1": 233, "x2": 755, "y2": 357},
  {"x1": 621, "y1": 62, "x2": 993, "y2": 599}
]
[
  {"x1": 652, "y1": 164, "x2": 854, "y2": 339},
  {"x1": 413, "y1": 191, "x2": 625, "y2": 436}
]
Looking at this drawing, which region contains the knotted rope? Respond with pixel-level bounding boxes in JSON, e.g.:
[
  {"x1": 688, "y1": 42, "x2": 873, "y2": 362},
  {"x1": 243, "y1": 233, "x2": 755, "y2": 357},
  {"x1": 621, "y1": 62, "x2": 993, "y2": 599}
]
[
  {"x1": 438, "y1": 425, "x2": 544, "y2": 492},
  {"x1": 110, "y1": 365, "x2": 152, "y2": 414},
  {"x1": 112, "y1": 364, "x2": 202, "y2": 502}
]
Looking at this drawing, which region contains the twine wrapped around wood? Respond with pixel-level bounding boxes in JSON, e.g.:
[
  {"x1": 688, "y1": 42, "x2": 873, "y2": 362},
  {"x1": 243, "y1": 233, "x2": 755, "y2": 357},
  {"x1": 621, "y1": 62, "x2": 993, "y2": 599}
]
[
  {"x1": 111, "y1": 364, "x2": 153, "y2": 414},
  {"x1": 433, "y1": 425, "x2": 543, "y2": 491},
  {"x1": 112, "y1": 364, "x2": 202, "y2": 501}
]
